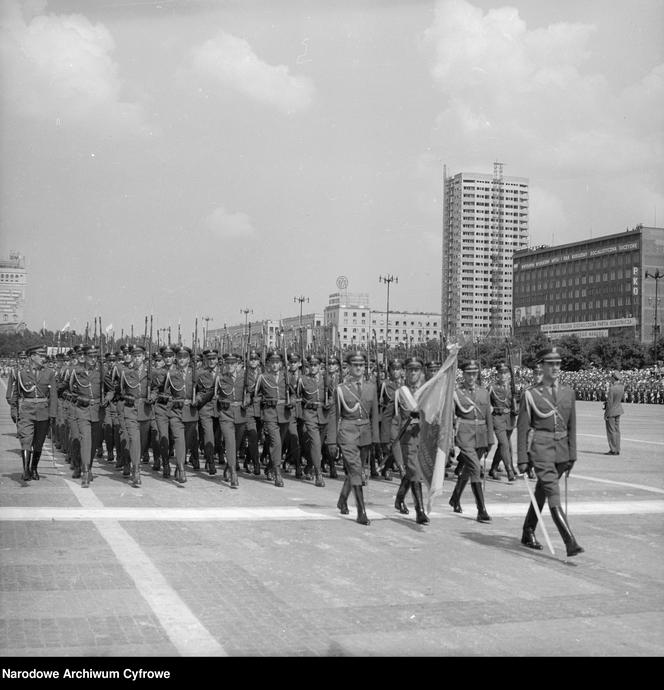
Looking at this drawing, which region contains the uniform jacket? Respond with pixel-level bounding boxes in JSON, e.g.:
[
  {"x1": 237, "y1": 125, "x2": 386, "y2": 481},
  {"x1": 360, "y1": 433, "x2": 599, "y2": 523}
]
[
  {"x1": 215, "y1": 370, "x2": 248, "y2": 423},
  {"x1": 255, "y1": 371, "x2": 292, "y2": 423},
  {"x1": 604, "y1": 383, "x2": 624, "y2": 418},
  {"x1": 516, "y1": 380, "x2": 576, "y2": 465},
  {"x1": 163, "y1": 365, "x2": 198, "y2": 422},
  {"x1": 298, "y1": 372, "x2": 333, "y2": 425},
  {"x1": 195, "y1": 367, "x2": 219, "y2": 418},
  {"x1": 335, "y1": 377, "x2": 379, "y2": 446},
  {"x1": 9, "y1": 363, "x2": 58, "y2": 420},
  {"x1": 119, "y1": 363, "x2": 153, "y2": 422},
  {"x1": 69, "y1": 363, "x2": 103, "y2": 422},
  {"x1": 454, "y1": 383, "x2": 495, "y2": 450},
  {"x1": 489, "y1": 383, "x2": 515, "y2": 432}
]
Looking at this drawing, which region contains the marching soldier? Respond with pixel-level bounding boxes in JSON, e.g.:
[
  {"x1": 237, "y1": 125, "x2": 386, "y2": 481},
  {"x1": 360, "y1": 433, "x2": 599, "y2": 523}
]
[
  {"x1": 448, "y1": 360, "x2": 494, "y2": 523},
  {"x1": 254, "y1": 349, "x2": 293, "y2": 487},
  {"x1": 488, "y1": 363, "x2": 517, "y2": 482},
  {"x1": 283, "y1": 353, "x2": 303, "y2": 477},
  {"x1": 243, "y1": 349, "x2": 264, "y2": 476},
  {"x1": 196, "y1": 349, "x2": 220, "y2": 475},
  {"x1": 214, "y1": 352, "x2": 249, "y2": 489},
  {"x1": 517, "y1": 347, "x2": 584, "y2": 557},
  {"x1": 378, "y1": 358, "x2": 405, "y2": 481},
  {"x1": 297, "y1": 353, "x2": 333, "y2": 487},
  {"x1": 8, "y1": 345, "x2": 57, "y2": 481},
  {"x1": 118, "y1": 344, "x2": 153, "y2": 487},
  {"x1": 334, "y1": 350, "x2": 379, "y2": 526},
  {"x1": 68, "y1": 344, "x2": 108, "y2": 487},
  {"x1": 152, "y1": 345, "x2": 176, "y2": 478},
  {"x1": 393, "y1": 356, "x2": 429, "y2": 524},
  {"x1": 162, "y1": 345, "x2": 199, "y2": 484},
  {"x1": 321, "y1": 354, "x2": 342, "y2": 478}
]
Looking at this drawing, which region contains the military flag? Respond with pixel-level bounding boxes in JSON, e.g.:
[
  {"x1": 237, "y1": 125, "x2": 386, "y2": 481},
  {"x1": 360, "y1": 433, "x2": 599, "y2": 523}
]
[{"x1": 413, "y1": 344, "x2": 460, "y2": 513}]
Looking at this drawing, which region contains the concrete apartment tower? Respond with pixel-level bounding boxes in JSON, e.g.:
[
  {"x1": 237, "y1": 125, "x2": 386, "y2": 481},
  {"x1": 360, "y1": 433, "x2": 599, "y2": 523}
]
[{"x1": 441, "y1": 163, "x2": 529, "y2": 340}]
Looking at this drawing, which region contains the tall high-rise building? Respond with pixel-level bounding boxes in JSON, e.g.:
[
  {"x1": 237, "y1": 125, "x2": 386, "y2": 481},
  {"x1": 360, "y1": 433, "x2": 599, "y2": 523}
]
[
  {"x1": 441, "y1": 164, "x2": 529, "y2": 339},
  {"x1": 0, "y1": 251, "x2": 26, "y2": 333}
]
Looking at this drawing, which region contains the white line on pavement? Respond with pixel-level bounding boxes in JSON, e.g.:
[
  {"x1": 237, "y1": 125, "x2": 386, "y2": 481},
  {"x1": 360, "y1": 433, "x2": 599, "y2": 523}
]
[
  {"x1": 571, "y1": 474, "x2": 664, "y2": 494},
  {"x1": 578, "y1": 433, "x2": 664, "y2": 446},
  {"x1": 64, "y1": 479, "x2": 227, "y2": 657}
]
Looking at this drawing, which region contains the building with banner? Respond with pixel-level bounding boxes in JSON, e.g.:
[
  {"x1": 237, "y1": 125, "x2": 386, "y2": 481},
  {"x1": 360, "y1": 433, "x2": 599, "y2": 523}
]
[
  {"x1": 0, "y1": 252, "x2": 26, "y2": 333},
  {"x1": 512, "y1": 225, "x2": 664, "y2": 344}
]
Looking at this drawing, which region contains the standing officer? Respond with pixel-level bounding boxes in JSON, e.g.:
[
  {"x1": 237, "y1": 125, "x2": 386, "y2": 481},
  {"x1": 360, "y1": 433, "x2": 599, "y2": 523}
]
[
  {"x1": 197, "y1": 349, "x2": 220, "y2": 475},
  {"x1": 393, "y1": 356, "x2": 429, "y2": 524},
  {"x1": 69, "y1": 344, "x2": 107, "y2": 487},
  {"x1": 488, "y1": 363, "x2": 517, "y2": 481},
  {"x1": 254, "y1": 350, "x2": 292, "y2": 487},
  {"x1": 162, "y1": 345, "x2": 199, "y2": 484},
  {"x1": 448, "y1": 360, "x2": 494, "y2": 523},
  {"x1": 8, "y1": 344, "x2": 58, "y2": 481},
  {"x1": 334, "y1": 350, "x2": 379, "y2": 526},
  {"x1": 517, "y1": 347, "x2": 583, "y2": 557},
  {"x1": 603, "y1": 371, "x2": 624, "y2": 455},
  {"x1": 119, "y1": 344, "x2": 153, "y2": 487},
  {"x1": 215, "y1": 352, "x2": 248, "y2": 489},
  {"x1": 297, "y1": 353, "x2": 333, "y2": 487}
]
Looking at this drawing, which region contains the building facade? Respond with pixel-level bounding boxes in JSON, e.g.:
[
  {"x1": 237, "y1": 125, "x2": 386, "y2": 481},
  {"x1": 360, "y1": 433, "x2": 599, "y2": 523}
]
[
  {"x1": 0, "y1": 252, "x2": 26, "y2": 333},
  {"x1": 207, "y1": 319, "x2": 281, "y2": 354},
  {"x1": 370, "y1": 310, "x2": 440, "y2": 348},
  {"x1": 441, "y1": 163, "x2": 529, "y2": 340},
  {"x1": 512, "y1": 225, "x2": 664, "y2": 344}
]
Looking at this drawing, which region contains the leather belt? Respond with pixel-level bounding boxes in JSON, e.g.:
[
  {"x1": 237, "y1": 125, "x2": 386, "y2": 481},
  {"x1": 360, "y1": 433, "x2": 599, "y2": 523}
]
[
  {"x1": 457, "y1": 419, "x2": 486, "y2": 425},
  {"x1": 534, "y1": 430, "x2": 568, "y2": 440},
  {"x1": 21, "y1": 396, "x2": 48, "y2": 401}
]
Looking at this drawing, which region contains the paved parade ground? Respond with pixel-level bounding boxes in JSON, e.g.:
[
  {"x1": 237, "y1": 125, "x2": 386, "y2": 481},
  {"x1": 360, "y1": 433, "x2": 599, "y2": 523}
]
[{"x1": 0, "y1": 384, "x2": 662, "y2": 661}]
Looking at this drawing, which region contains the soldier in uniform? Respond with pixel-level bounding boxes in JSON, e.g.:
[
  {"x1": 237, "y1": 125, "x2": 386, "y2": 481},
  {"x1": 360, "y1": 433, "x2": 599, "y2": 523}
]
[
  {"x1": 254, "y1": 350, "x2": 293, "y2": 487},
  {"x1": 196, "y1": 349, "x2": 220, "y2": 475},
  {"x1": 243, "y1": 348, "x2": 264, "y2": 476},
  {"x1": 163, "y1": 346, "x2": 198, "y2": 483},
  {"x1": 321, "y1": 354, "x2": 342, "y2": 478},
  {"x1": 425, "y1": 360, "x2": 442, "y2": 381},
  {"x1": 517, "y1": 347, "x2": 584, "y2": 557},
  {"x1": 118, "y1": 344, "x2": 153, "y2": 487},
  {"x1": 283, "y1": 353, "x2": 303, "y2": 477},
  {"x1": 68, "y1": 344, "x2": 107, "y2": 487},
  {"x1": 448, "y1": 360, "x2": 494, "y2": 523},
  {"x1": 334, "y1": 350, "x2": 379, "y2": 526},
  {"x1": 393, "y1": 356, "x2": 429, "y2": 524},
  {"x1": 378, "y1": 358, "x2": 405, "y2": 482},
  {"x1": 152, "y1": 345, "x2": 176, "y2": 478},
  {"x1": 603, "y1": 371, "x2": 624, "y2": 455},
  {"x1": 8, "y1": 345, "x2": 58, "y2": 481},
  {"x1": 214, "y1": 352, "x2": 249, "y2": 489},
  {"x1": 297, "y1": 353, "x2": 333, "y2": 487},
  {"x1": 488, "y1": 363, "x2": 517, "y2": 482}
]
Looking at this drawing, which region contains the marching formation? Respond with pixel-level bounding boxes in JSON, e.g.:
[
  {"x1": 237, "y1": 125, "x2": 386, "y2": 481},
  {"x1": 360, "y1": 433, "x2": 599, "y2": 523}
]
[{"x1": 5, "y1": 338, "x2": 611, "y2": 558}]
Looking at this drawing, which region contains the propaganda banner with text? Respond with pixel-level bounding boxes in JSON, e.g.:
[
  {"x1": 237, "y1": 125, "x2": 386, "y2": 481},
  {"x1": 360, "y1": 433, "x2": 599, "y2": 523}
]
[{"x1": 414, "y1": 345, "x2": 459, "y2": 513}]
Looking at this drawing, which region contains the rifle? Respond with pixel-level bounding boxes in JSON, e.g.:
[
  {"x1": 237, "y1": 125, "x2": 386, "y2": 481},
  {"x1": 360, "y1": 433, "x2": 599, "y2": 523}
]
[
  {"x1": 282, "y1": 334, "x2": 291, "y2": 406},
  {"x1": 324, "y1": 327, "x2": 330, "y2": 407},
  {"x1": 243, "y1": 322, "x2": 251, "y2": 405},
  {"x1": 99, "y1": 315, "x2": 105, "y2": 405},
  {"x1": 191, "y1": 318, "x2": 198, "y2": 404},
  {"x1": 147, "y1": 315, "x2": 153, "y2": 400},
  {"x1": 505, "y1": 337, "x2": 519, "y2": 416},
  {"x1": 143, "y1": 316, "x2": 148, "y2": 347}
]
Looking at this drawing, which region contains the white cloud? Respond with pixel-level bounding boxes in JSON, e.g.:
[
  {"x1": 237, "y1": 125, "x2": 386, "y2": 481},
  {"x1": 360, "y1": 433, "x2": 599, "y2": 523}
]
[
  {"x1": 202, "y1": 205, "x2": 256, "y2": 239},
  {"x1": 187, "y1": 30, "x2": 314, "y2": 114},
  {"x1": 423, "y1": 0, "x2": 664, "y2": 237},
  {"x1": 0, "y1": 0, "x2": 148, "y2": 131}
]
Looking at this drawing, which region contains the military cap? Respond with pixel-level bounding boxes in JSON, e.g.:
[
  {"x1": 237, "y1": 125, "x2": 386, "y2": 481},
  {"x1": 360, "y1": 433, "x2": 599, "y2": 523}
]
[
  {"x1": 176, "y1": 346, "x2": 192, "y2": 356},
  {"x1": 426, "y1": 360, "x2": 442, "y2": 369},
  {"x1": 307, "y1": 353, "x2": 322, "y2": 365},
  {"x1": 266, "y1": 349, "x2": 282, "y2": 361},
  {"x1": 26, "y1": 344, "x2": 48, "y2": 356},
  {"x1": 388, "y1": 358, "x2": 404, "y2": 371},
  {"x1": 532, "y1": 363, "x2": 543, "y2": 373},
  {"x1": 132, "y1": 344, "x2": 146, "y2": 354},
  {"x1": 495, "y1": 362, "x2": 510, "y2": 374},
  {"x1": 287, "y1": 353, "x2": 301, "y2": 364},
  {"x1": 153, "y1": 352, "x2": 163, "y2": 361},
  {"x1": 73, "y1": 345, "x2": 83, "y2": 354},
  {"x1": 248, "y1": 349, "x2": 261, "y2": 361},
  {"x1": 460, "y1": 360, "x2": 480, "y2": 373},
  {"x1": 160, "y1": 345, "x2": 175, "y2": 355},
  {"x1": 538, "y1": 347, "x2": 561, "y2": 364},
  {"x1": 327, "y1": 355, "x2": 340, "y2": 366},
  {"x1": 107, "y1": 352, "x2": 117, "y2": 361},
  {"x1": 203, "y1": 349, "x2": 219, "y2": 358},
  {"x1": 55, "y1": 352, "x2": 65, "y2": 360},
  {"x1": 81, "y1": 345, "x2": 99, "y2": 356},
  {"x1": 344, "y1": 350, "x2": 366, "y2": 364},
  {"x1": 404, "y1": 356, "x2": 424, "y2": 369}
]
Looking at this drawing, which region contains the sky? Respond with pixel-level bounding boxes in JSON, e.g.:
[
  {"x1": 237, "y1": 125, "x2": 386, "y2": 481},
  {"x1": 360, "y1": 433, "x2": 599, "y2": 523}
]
[{"x1": 1, "y1": 0, "x2": 662, "y2": 340}]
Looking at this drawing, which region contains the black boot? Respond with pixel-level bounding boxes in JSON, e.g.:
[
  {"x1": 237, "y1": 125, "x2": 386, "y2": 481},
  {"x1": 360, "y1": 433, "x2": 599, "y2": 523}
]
[
  {"x1": 352, "y1": 485, "x2": 370, "y2": 526},
  {"x1": 394, "y1": 475, "x2": 410, "y2": 514},
  {"x1": 81, "y1": 465, "x2": 90, "y2": 488},
  {"x1": 471, "y1": 482, "x2": 491, "y2": 523},
  {"x1": 21, "y1": 450, "x2": 32, "y2": 481},
  {"x1": 314, "y1": 468, "x2": 325, "y2": 487},
  {"x1": 162, "y1": 459, "x2": 171, "y2": 478},
  {"x1": 131, "y1": 464, "x2": 141, "y2": 487},
  {"x1": 521, "y1": 498, "x2": 544, "y2": 550},
  {"x1": 448, "y1": 475, "x2": 468, "y2": 513},
  {"x1": 273, "y1": 465, "x2": 284, "y2": 488},
  {"x1": 550, "y1": 506, "x2": 584, "y2": 557},
  {"x1": 230, "y1": 464, "x2": 239, "y2": 489},
  {"x1": 411, "y1": 482, "x2": 430, "y2": 525},
  {"x1": 337, "y1": 477, "x2": 351, "y2": 515},
  {"x1": 31, "y1": 451, "x2": 41, "y2": 480}
]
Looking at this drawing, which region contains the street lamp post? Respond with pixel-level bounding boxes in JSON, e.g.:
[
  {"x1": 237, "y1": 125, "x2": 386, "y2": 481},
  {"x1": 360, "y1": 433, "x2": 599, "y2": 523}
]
[
  {"x1": 379, "y1": 274, "x2": 398, "y2": 356},
  {"x1": 645, "y1": 269, "x2": 662, "y2": 363},
  {"x1": 294, "y1": 295, "x2": 309, "y2": 351},
  {"x1": 201, "y1": 316, "x2": 213, "y2": 349},
  {"x1": 240, "y1": 308, "x2": 253, "y2": 354}
]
